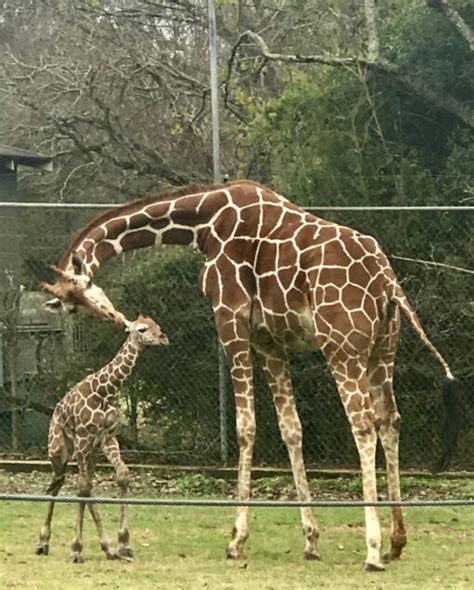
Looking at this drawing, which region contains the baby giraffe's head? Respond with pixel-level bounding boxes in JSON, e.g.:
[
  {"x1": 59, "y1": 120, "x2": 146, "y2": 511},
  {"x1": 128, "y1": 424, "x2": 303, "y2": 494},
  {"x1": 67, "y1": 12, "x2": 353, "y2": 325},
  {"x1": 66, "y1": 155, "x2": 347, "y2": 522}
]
[{"x1": 125, "y1": 314, "x2": 169, "y2": 347}]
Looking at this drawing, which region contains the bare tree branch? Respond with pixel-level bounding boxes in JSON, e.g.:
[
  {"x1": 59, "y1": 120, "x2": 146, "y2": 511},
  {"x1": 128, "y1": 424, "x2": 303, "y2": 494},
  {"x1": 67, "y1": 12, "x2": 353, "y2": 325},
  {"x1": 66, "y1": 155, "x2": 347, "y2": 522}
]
[
  {"x1": 229, "y1": 30, "x2": 474, "y2": 129},
  {"x1": 426, "y1": 0, "x2": 474, "y2": 51}
]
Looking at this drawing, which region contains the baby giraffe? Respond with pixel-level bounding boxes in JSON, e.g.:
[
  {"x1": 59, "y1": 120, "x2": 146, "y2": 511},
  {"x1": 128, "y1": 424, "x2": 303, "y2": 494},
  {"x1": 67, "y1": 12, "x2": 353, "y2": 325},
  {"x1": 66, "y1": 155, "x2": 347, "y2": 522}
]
[{"x1": 36, "y1": 314, "x2": 168, "y2": 563}]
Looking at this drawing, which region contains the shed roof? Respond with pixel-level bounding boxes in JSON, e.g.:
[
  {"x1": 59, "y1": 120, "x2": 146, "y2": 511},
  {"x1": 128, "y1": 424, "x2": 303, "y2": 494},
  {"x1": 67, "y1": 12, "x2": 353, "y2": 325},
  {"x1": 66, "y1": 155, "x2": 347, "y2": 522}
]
[{"x1": 0, "y1": 143, "x2": 53, "y2": 169}]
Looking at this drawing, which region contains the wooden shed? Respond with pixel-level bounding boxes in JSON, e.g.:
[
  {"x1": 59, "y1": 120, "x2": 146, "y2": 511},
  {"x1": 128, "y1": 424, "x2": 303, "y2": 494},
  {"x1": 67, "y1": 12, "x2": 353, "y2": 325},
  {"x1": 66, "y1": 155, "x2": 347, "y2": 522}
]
[{"x1": 0, "y1": 143, "x2": 53, "y2": 285}]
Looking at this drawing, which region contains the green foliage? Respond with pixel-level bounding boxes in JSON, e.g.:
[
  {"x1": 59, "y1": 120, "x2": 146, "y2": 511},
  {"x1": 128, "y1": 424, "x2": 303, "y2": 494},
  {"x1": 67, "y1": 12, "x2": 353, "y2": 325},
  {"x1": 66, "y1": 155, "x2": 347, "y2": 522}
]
[
  {"x1": 107, "y1": 247, "x2": 223, "y2": 463},
  {"x1": 383, "y1": 1, "x2": 474, "y2": 104},
  {"x1": 246, "y1": 67, "x2": 442, "y2": 207},
  {"x1": 173, "y1": 473, "x2": 221, "y2": 496},
  {"x1": 244, "y1": 3, "x2": 473, "y2": 206}
]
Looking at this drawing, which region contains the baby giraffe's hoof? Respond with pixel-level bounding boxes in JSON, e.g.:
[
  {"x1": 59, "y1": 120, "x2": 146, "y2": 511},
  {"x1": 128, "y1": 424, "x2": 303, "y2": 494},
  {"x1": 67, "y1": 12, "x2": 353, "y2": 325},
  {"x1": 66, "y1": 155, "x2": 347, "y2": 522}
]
[
  {"x1": 70, "y1": 553, "x2": 85, "y2": 564},
  {"x1": 118, "y1": 547, "x2": 134, "y2": 560},
  {"x1": 303, "y1": 551, "x2": 321, "y2": 561},
  {"x1": 35, "y1": 544, "x2": 49, "y2": 556},
  {"x1": 119, "y1": 547, "x2": 133, "y2": 559},
  {"x1": 225, "y1": 546, "x2": 246, "y2": 560}
]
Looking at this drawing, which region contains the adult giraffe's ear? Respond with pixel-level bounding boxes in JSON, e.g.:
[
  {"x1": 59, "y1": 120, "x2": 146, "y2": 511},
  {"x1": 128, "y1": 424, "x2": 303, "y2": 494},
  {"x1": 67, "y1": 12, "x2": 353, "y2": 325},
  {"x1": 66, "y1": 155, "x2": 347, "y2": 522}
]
[{"x1": 72, "y1": 251, "x2": 86, "y2": 275}]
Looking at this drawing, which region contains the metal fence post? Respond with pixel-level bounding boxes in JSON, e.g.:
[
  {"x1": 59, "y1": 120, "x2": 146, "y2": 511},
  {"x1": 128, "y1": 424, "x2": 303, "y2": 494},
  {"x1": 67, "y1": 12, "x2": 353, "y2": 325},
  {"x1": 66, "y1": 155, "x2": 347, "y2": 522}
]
[{"x1": 208, "y1": 0, "x2": 228, "y2": 464}]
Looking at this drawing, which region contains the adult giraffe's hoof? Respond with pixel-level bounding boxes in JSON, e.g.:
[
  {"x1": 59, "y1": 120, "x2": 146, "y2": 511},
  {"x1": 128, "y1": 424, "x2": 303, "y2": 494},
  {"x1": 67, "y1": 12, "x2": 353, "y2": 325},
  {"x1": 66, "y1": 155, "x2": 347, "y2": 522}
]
[
  {"x1": 363, "y1": 561, "x2": 385, "y2": 572},
  {"x1": 383, "y1": 539, "x2": 406, "y2": 562},
  {"x1": 382, "y1": 550, "x2": 401, "y2": 563},
  {"x1": 35, "y1": 544, "x2": 49, "y2": 556},
  {"x1": 303, "y1": 551, "x2": 321, "y2": 561}
]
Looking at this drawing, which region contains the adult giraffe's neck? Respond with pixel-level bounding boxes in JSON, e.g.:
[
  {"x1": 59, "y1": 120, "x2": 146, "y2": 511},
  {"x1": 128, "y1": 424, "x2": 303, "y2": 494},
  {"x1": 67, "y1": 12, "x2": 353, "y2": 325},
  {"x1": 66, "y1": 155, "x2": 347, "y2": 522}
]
[
  {"x1": 94, "y1": 338, "x2": 141, "y2": 393},
  {"x1": 60, "y1": 185, "x2": 232, "y2": 275}
]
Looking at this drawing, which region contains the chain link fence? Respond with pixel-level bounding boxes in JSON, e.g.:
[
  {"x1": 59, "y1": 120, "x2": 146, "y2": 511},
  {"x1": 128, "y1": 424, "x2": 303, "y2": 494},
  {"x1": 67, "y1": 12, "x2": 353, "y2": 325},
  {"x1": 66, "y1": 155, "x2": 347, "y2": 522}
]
[{"x1": 0, "y1": 204, "x2": 472, "y2": 470}]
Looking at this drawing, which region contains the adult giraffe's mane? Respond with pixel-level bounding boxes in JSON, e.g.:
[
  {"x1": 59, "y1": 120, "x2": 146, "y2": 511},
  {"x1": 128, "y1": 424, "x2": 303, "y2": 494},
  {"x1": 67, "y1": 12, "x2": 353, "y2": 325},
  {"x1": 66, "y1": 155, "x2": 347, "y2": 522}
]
[{"x1": 59, "y1": 179, "x2": 263, "y2": 268}]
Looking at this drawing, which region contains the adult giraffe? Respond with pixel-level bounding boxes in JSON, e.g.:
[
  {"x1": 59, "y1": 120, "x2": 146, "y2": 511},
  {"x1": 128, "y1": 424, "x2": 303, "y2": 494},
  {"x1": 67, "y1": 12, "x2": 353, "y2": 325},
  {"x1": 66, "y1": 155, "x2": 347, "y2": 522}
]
[{"x1": 43, "y1": 180, "x2": 457, "y2": 570}]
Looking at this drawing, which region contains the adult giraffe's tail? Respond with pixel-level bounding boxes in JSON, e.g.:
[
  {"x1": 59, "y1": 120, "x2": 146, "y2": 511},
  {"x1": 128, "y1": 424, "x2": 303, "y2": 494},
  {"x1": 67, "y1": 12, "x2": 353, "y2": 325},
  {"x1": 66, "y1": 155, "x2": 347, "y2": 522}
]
[
  {"x1": 388, "y1": 282, "x2": 464, "y2": 471},
  {"x1": 389, "y1": 283, "x2": 453, "y2": 379}
]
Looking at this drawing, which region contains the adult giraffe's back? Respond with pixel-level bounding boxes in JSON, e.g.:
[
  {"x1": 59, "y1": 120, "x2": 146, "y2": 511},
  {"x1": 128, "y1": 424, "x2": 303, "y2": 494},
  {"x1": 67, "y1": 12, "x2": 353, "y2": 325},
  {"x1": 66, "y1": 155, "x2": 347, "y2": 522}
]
[{"x1": 43, "y1": 180, "x2": 460, "y2": 570}]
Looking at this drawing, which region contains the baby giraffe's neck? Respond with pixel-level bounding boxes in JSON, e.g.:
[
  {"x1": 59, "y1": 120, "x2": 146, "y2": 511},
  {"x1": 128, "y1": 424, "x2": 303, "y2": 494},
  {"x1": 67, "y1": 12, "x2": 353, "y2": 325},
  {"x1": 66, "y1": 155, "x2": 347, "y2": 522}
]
[{"x1": 93, "y1": 337, "x2": 142, "y2": 394}]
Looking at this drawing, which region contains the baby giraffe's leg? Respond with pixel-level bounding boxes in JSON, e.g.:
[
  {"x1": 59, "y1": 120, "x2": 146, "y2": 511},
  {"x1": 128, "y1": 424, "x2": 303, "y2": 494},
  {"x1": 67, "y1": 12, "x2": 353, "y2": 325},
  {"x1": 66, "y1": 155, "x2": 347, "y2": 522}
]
[
  {"x1": 102, "y1": 436, "x2": 133, "y2": 560},
  {"x1": 84, "y1": 455, "x2": 117, "y2": 561},
  {"x1": 36, "y1": 431, "x2": 68, "y2": 556},
  {"x1": 70, "y1": 456, "x2": 91, "y2": 564}
]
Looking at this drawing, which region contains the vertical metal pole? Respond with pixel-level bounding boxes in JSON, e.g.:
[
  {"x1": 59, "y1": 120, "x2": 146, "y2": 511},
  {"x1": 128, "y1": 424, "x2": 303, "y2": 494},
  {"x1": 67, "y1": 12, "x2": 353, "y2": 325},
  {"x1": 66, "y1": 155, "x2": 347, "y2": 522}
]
[
  {"x1": 208, "y1": 0, "x2": 221, "y2": 183},
  {"x1": 208, "y1": 0, "x2": 228, "y2": 464}
]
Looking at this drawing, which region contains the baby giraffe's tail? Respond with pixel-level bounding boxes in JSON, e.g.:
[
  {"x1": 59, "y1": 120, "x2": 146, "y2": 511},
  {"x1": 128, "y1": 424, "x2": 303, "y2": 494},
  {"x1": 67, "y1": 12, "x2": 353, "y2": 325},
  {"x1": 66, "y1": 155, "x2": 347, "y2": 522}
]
[{"x1": 388, "y1": 282, "x2": 464, "y2": 471}]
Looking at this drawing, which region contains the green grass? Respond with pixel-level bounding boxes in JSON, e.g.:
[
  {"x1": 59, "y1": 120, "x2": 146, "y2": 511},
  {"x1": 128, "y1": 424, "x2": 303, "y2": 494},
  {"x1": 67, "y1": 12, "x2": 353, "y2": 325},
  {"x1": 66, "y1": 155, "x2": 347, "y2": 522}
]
[{"x1": 0, "y1": 500, "x2": 473, "y2": 589}]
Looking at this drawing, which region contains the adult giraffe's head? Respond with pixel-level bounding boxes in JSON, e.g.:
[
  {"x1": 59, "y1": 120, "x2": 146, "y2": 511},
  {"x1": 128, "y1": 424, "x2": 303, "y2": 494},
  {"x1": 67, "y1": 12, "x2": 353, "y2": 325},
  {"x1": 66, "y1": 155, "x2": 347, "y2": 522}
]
[{"x1": 41, "y1": 252, "x2": 126, "y2": 327}]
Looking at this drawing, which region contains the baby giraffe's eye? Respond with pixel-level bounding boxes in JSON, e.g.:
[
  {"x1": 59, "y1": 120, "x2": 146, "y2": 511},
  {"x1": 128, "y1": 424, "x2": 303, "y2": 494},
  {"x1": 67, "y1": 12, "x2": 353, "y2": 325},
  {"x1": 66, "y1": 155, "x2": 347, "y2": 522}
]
[
  {"x1": 86, "y1": 279, "x2": 93, "y2": 289},
  {"x1": 137, "y1": 326, "x2": 148, "y2": 333}
]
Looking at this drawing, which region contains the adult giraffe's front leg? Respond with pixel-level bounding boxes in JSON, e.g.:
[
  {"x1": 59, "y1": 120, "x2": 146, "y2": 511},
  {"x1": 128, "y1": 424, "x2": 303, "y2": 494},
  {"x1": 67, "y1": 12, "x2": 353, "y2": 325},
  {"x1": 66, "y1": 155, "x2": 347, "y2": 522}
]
[
  {"x1": 213, "y1": 308, "x2": 255, "y2": 560},
  {"x1": 257, "y1": 348, "x2": 320, "y2": 560}
]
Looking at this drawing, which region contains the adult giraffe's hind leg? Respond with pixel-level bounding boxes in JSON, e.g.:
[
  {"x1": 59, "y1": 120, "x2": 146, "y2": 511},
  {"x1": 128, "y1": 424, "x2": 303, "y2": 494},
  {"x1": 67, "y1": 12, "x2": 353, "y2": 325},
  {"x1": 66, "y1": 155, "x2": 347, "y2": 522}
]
[
  {"x1": 369, "y1": 311, "x2": 407, "y2": 562},
  {"x1": 257, "y1": 348, "x2": 320, "y2": 560},
  {"x1": 327, "y1": 353, "x2": 384, "y2": 571}
]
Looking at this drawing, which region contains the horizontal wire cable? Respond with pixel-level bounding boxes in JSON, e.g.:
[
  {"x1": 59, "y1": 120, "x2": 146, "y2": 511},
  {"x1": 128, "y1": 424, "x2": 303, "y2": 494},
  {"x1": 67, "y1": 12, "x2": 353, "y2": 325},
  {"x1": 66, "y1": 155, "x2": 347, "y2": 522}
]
[
  {"x1": 305, "y1": 206, "x2": 474, "y2": 212},
  {"x1": 0, "y1": 494, "x2": 472, "y2": 507},
  {"x1": 0, "y1": 202, "x2": 119, "y2": 209},
  {"x1": 390, "y1": 255, "x2": 474, "y2": 274},
  {"x1": 0, "y1": 202, "x2": 473, "y2": 211}
]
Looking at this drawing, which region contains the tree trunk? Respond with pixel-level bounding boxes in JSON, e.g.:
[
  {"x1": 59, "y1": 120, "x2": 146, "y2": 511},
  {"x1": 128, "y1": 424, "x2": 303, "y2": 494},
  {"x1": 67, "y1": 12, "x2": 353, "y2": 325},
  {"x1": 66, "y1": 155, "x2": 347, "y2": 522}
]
[{"x1": 364, "y1": 0, "x2": 380, "y2": 60}]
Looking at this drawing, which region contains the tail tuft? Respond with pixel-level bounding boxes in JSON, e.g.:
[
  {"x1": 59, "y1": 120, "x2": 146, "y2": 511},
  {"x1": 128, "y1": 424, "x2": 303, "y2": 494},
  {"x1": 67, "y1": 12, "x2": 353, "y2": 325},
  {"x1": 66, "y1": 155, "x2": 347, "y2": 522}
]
[{"x1": 435, "y1": 378, "x2": 466, "y2": 472}]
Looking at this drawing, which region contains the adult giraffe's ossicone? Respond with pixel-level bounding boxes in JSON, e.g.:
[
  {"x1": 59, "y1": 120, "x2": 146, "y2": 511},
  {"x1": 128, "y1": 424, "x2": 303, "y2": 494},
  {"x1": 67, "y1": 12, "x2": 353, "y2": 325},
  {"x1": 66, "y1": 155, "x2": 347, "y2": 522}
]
[{"x1": 43, "y1": 179, "x2": 461, "y2": 570}]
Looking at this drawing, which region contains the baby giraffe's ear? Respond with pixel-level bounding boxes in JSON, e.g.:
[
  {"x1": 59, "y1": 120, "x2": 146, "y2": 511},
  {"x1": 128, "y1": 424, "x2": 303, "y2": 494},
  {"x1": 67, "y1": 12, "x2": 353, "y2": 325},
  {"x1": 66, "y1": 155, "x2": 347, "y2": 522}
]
[{"x1": 124, "y1": 319, "x2": 132, "y2": 333}]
